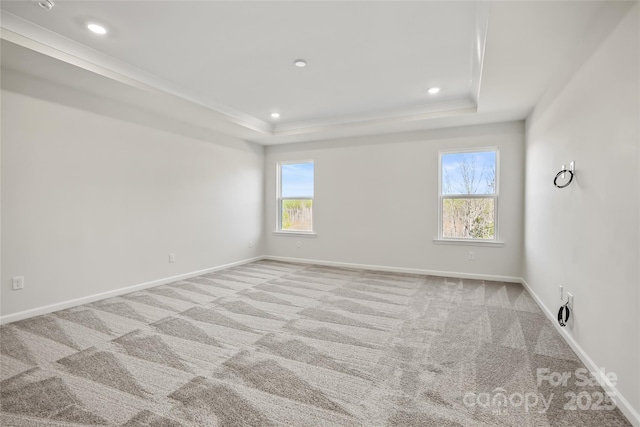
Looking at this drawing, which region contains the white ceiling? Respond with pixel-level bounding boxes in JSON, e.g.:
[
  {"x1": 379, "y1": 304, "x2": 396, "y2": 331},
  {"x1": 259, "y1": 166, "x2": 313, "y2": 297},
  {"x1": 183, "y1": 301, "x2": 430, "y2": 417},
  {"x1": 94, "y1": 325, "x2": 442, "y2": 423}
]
[{"x1": 0, "y1": 1, "x2": 631, "y2": 145}]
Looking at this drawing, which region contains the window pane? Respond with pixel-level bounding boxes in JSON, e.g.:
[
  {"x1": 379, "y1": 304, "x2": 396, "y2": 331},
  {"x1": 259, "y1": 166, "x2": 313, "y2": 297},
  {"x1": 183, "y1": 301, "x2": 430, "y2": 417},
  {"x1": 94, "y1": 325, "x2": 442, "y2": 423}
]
[
  {"x1": 282, "y1": 162, "x2": 314, "y2": 198},
  {"x1": 442, "y1": 151, "x2": 496, "y2": 195},
  {"x1": 442, "y1": 198, "x2": 495, "y2": 239},
  {"x1": 281, "y1": 199, "x2": 313, "y2": 231}
]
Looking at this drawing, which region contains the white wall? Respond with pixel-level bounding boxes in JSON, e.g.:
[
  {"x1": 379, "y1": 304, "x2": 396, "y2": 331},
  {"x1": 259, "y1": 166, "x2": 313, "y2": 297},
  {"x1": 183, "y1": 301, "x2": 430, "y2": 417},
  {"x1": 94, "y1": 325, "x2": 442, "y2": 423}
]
[
  {"x1": 265, "y1": 122, "x2": 525, "y2": 279},
  {"x1": 1, "y1": 73, "x2": 264, "y2": 320},
  {"x1": 524, "y1": 4, "x2": 639, "y2": 419}
]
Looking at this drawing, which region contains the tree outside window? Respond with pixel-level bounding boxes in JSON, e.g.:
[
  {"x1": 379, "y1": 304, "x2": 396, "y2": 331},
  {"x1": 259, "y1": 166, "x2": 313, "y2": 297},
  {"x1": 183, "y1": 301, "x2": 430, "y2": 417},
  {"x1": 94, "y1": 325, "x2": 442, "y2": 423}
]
[
  {"x1": 440, "y1": 150, "x2": 498, "y2": 240},
  {"x1": 278, "y1": 161, "x2": 314, "y2": 232}
]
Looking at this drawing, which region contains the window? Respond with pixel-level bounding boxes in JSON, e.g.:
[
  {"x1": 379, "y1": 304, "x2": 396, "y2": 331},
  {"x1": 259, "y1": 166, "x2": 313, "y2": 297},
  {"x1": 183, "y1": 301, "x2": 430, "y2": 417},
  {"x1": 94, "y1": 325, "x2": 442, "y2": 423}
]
[
  {"x1": 439, "y1": 148, "x2": 498, "y2": 241},
  {"x1": 277, "y1": 161, "x2": 314, "y2": 233}
]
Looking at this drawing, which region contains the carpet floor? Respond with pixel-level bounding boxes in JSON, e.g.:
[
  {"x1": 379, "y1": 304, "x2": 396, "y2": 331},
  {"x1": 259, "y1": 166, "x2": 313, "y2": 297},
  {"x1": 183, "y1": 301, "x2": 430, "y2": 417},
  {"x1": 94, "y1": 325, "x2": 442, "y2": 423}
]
[{"x1": 0, "y1": 260, "x2": 631, "y2": 426}]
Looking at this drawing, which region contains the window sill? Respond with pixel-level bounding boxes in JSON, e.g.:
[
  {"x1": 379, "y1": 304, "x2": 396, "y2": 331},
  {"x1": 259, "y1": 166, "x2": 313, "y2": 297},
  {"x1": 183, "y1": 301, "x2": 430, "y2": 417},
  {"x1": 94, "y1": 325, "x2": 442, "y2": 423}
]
[
  {"x1": 433, "y1": 238, "x2": 504, "y2": 247},
  {"x1": 273, "y1": 231, "x2": 317, "y2": 237}
]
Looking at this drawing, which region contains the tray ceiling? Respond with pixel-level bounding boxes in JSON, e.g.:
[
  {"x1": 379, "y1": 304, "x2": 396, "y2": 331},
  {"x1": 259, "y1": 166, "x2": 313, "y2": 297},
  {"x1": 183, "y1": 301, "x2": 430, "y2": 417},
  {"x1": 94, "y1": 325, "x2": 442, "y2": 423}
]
[{"x1": 0, "y1": 1, "x2": 629, "y2": 144}]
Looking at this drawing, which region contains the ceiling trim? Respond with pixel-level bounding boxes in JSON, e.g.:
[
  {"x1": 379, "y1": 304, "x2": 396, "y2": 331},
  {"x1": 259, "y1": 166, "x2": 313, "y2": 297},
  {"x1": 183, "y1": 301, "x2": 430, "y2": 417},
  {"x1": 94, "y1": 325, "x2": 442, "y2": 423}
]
[
  {"x1": 271, "y1": 105, "x2": 478, "y2": 138},
  {"x1": 272, "y1": 4, "x2": 489, "y2": 134},
  {"x1": 0, "y1": 6, "x2": 490, "y2": 143},
  {"x1": 0, "y1": 11, "x2": 272, "y2": 134},
  {"x1": 272, "y1": 99, "x2": 477, "y2": 135},
  {"x1": 471, "y1": 1, "x2": 491, "y2": 106}
]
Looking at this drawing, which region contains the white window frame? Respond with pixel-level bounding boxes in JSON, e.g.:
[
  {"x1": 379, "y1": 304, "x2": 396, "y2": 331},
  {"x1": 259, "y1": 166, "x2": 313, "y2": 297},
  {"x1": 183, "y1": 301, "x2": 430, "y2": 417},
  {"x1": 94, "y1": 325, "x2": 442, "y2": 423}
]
[
  {"x1": 435, "y1": 147, "x2": 503, "y2": 246},
  {"x1": 275, "y1": 160, "x2": 316, "y2": 235}
]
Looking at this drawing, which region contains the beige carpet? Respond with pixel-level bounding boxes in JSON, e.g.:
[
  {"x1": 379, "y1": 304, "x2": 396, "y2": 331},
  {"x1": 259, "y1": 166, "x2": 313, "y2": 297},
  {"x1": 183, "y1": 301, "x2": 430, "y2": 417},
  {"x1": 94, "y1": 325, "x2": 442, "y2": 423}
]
[{"x1": 0, "y1": 260, "x2": 631, "y2": 426}]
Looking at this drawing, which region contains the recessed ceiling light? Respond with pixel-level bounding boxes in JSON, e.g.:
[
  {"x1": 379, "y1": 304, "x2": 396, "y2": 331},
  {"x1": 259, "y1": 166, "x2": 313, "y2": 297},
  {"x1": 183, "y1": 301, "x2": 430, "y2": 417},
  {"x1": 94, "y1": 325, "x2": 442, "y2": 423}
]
[
  {"x1": 270, "y1": 113, "x2": 281, "y2": 119},
  {"x1": 428, "y1": 87, "x2": 441, "y2": 95},
  {"x1": 37, "y1": 0, "x2": 55, "y2": 11},
  {"x1": 87, "y1": 23, "x2": 108, "y2": 35},
  {"x1": 294, "y1": 59, "x2": 307, "y2": 68}
]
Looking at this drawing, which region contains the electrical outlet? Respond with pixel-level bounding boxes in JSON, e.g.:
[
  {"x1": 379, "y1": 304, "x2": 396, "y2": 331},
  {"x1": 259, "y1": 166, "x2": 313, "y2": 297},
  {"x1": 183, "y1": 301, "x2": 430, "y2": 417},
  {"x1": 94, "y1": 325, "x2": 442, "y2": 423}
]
[
  {"x1": 12, "y1": 276, "x2": 24, "y2": 290},
  {"x1": 559, "y1": 285, "x2": 563, "y2": 300},
  {"x1": 248, "y1": 241, "x2": 253, "y2": 248},
  {"x1": 296, "y1": 241, "x2": 302, "y2": 249},
  {"x1": 567, "y1": 292, "x2": 574, "y2": 309},
  {"x1": 468, "y1": 251, "x2": 475, "y2": 260},
  {"x1": 169, "y1": 253, "x2": 176, "y2": 263}
]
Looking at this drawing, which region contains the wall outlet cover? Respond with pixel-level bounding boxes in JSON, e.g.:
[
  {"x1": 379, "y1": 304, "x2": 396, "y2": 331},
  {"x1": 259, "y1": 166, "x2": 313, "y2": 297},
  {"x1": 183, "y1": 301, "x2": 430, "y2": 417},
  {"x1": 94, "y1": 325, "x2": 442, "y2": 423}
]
[{"x1": 12, "y1": 276, "x2": 24, "y2": 290}]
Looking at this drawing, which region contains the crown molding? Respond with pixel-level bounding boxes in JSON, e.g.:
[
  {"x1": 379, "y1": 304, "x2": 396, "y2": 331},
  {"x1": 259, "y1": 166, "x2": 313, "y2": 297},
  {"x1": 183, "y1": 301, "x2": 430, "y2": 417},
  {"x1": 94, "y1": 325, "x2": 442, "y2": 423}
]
[
  {"x1": 471, "y1": 1, "x2": 490, "y2": 106},
  {"x1": 0, "y1": 7, "x2": 489, "y2": 144},
  {"x1": 0, "y1": 11, "x2": 271, "y2": 134}
]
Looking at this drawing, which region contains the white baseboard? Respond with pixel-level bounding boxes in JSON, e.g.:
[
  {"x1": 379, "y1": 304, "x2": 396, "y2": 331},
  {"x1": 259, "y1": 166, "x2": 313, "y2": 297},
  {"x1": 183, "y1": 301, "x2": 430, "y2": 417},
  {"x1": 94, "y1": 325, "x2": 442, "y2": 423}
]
[
  {"x1": 0, "y1": 256, "x2": 264, "y2": 325},
  {"x1": 520, "y1": 278, "x2": 640, "y2": 427},
  {"x1": 264, "y1": 255, "x2": 522, "y2": 283},
  {"x1": 269, "y1": 255, "x2": 638, "y2": 425},
  {"x1": 2, "y1": 253, "x2": 636, "y2": 426}
]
